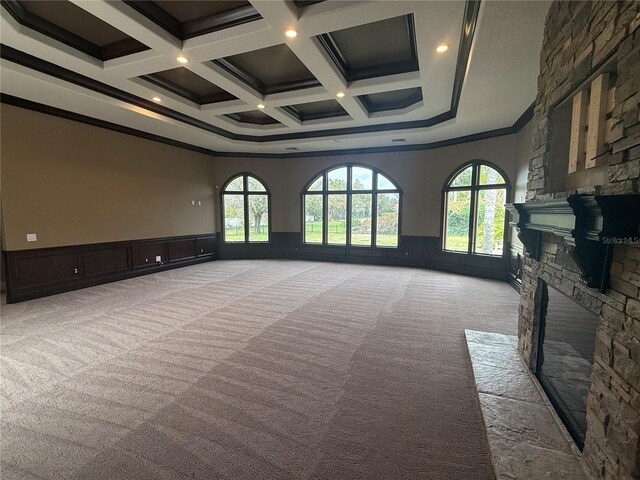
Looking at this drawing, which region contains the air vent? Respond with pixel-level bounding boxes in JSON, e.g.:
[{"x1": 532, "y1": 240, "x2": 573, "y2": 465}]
[
  {"x1": 392, "y1": 138, "x2": 406, "y2": 143},
  {"x1": 285, "y1": 147, "x2": 300, "y2": 151}
]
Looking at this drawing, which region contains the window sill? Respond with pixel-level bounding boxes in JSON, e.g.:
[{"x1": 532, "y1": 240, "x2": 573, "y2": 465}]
[
  {"x1": 223, "y1": 241, "x2": 271, "y2": 245},
  {"x1": 303, "y1": 243, "x2": 399, "y2": 250},
  {"x1": 441, "y1": 249, "x2": 505, "y2": 258}
]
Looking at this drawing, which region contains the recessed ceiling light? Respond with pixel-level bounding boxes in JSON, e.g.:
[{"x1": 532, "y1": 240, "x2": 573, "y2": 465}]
[
  {"x1": 285, "y1": 28, "x2": 299, "y2": 38},
  {"x1": 257, "y1": 103, "x2": 265, "y2": 109},
  {"x1": 152, "y1": 96, "x2": 162, "y2": 102},
  {"x1": 176, "y1": 55, "x2": 189, "y2": 64},
  {"x1": 336, "y1": 92, "x2": 346, "y2": 98},
  {"x1": 436, "y1": 44, "x2": 449, "y2": 54}
]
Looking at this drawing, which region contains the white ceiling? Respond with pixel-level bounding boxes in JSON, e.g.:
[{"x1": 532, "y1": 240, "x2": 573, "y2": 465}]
[{"x1": 0, "y1": 0, "x2": 549, "y2": 155}]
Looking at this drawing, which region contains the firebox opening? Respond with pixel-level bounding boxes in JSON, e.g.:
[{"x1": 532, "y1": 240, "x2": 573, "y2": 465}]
[{"x1": 534, "y1": 279, "x2": 600, "y2": 450}]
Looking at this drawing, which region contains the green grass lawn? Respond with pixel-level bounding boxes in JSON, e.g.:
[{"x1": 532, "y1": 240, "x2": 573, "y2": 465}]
[
  {"x1": 225, "y1": 227, "x2": 268, "y2": 242},
  {"x1": 226, "y1": 227, "x2": 490, "y2": 252},
  {"x1": 444, "y1": 235, "x2": 469, "y2": 252},
  {"x1": 304, "y1": 221, "x2": 398, "y2": 247},
  {"x1": 443, "y1": 235, "x2": 504, "y2": 254}
]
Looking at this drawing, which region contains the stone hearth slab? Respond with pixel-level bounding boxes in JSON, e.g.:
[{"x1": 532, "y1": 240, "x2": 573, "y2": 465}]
[{"x1": 465, "y1": 329, "x2": 589, "y2": 480}]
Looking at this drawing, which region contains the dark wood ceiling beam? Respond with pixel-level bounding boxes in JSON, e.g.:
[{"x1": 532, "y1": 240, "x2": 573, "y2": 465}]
[{"x1": 451, "y1": 0, "x2": 481, "y2": 115}]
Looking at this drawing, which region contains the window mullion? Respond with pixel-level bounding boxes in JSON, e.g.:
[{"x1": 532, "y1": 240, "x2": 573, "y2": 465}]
[
  {"x1": 469, "y1": 165, "x2": 480, "y2": 254},
  {"x1": 222, "y1": 194, "x2": 226, "y2": 242},
  {"x1": 323, "y1": 175, "x2": 328, "y2": 245},
  {"x1": 244, "y1": 192, "x2": 250, "y2": 244},
  {"x1": 346, "y1": 167, "x2": 352, "y2": 246},
  {"x1": 371, "y1": 191, "x2": 378, "y2": 247}
]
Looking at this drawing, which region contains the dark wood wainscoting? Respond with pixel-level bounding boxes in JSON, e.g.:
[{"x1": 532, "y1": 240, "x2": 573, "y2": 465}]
[
  {"x1": 3, "y1": 233, "x2": 218, "y2": 303},
  {"x1": 5, "y1": 232, "x2": 508, "y2": 303},
  {"x1": 219, "y1": 232, "x2": 508, "y2": 279}
]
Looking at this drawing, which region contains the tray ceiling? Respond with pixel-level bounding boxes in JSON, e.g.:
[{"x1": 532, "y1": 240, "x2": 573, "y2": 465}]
[{"x1": 0, "y1": 0, "x2": 549, "y2": 156}]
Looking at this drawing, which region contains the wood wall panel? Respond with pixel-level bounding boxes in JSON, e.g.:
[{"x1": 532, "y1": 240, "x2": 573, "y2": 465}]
[
  {"x1": 196, "y1": 236, "x2": 217, "y2": 256},
  {"x1": 83, "y1": 247, "x2": 130, "y2": 277},
  {"x1": 131, "y1": 242, "x2": 168, "y2": 268},
  {"x1": 168, "y1": 239, "x2": 197, "y2": 261},
  {"x1": 3, "y1": 233, "x2": 218, "y2": 303},
  {"x1": 16, "y1": 252, "x2": 80, "y2": 288}
]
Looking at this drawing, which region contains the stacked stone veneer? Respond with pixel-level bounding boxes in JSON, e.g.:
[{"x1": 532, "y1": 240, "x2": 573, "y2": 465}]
[{"x1": 518, "y1": 1, "x2": 640, "y2": 479}]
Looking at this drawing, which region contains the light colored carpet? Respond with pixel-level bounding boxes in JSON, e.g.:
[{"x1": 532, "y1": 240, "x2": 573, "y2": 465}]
[{"x1": 0, "y1": 260, "x2": 518, "y2": 479}]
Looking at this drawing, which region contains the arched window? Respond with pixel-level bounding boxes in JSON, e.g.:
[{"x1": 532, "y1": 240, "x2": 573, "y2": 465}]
[
  {"x1": 302, "y1": 165, "x2": 401, "y2": 247},
  {"x1": 443, "y1": 161, "x2": 509, "y2": 256},
  {"x1": 222, "y1": 173, "x2": 270, "y2": 243}
]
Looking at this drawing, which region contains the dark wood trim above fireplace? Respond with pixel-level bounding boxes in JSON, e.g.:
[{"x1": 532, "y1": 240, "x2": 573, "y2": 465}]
[{"x1": 506, "y1": 194, "x2": 640, "y2": 292}]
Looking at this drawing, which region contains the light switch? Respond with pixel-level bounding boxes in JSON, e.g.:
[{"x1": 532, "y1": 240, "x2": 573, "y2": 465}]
[
  {"x1": 191, "y1": 200, "x2": 195, "y2": 205},
  {"x1": 26, "y1": 233, "x2": 37, "y2": 242},
  {"x1": 198, "y1": 201, "x2": 201, "y2": 206}
]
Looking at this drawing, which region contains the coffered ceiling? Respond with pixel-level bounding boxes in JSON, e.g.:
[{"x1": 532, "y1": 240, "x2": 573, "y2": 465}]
[{"x1": 0, "y1": 0, "x2": 549, "y2": 156}]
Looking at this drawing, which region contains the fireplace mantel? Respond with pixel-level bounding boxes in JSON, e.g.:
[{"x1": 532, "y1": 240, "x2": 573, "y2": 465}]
[{"x1": 506, "y1": 194, "x2": 640, "y2": 292}]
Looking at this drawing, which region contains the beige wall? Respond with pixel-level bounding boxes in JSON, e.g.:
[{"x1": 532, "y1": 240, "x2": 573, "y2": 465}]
[
  {"x1": 214, "y1": 127, "x2": 532, "y2": 237},
  {"x1": 1, "y1": 105, "x2": 217, "y2": 250},
  {"x1": 1, "y1": 103, "x2": 533, "y2": 251}
]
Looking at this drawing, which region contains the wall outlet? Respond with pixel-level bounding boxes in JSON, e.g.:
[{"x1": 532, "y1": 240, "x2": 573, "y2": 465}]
[
  {"x1": 26, "y1": 233, "x2": 37, "y2": 242},
  {"x1": 198, "y1": 200, "x2": 201, "y2": 206},
  {"x1": 191, "y1": 200, "x2": 195, "y2": 205},
  {"x1": 155, "y1": 256, "x2": 162, "y2": 262}
]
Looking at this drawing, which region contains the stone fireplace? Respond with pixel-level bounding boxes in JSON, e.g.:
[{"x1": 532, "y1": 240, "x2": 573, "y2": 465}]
[{"x1": 515, "y1": 1, "x2": 640, "y2": 479}]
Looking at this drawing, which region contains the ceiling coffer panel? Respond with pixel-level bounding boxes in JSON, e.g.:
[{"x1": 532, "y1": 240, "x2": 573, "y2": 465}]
[
  {"x1": 213, "y1": 44, "x2": 321, "y2": 95},
  {"x1": 318, "y1": 14, "x2": 419, "y2": 82},
  {"x1": 293, "y1": 0, "x2": 326, "y2": 10},
  {"x1": 123, "y1": 0, "x2": 261, "y2": 40},
  {"x1": 225, "y1": 110, "x2": 281, "y2": 126},
  {"x1": 140, "y1": 67, "x2": 237, "y2": 105},
  {"x1": 282, "y1": 100, "x2": 349, "y2": 122},
  {"x1": 1, "y1": 0, "x2": 149, "y2": 60},
  {"x1": 360, "y1": 88, "x2": 423, "y2": 114}
]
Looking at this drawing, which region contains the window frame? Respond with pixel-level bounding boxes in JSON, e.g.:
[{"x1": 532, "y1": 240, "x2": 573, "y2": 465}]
[
  {"x1": 301, "y1": 163, "x2": 402, "y2": 248},
  {"x1": 221, "y1": 172, "x2": 271, "y2": 244},
  {"x1": 441, "y1": 160, "x2": 510, "y2": 257}
]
